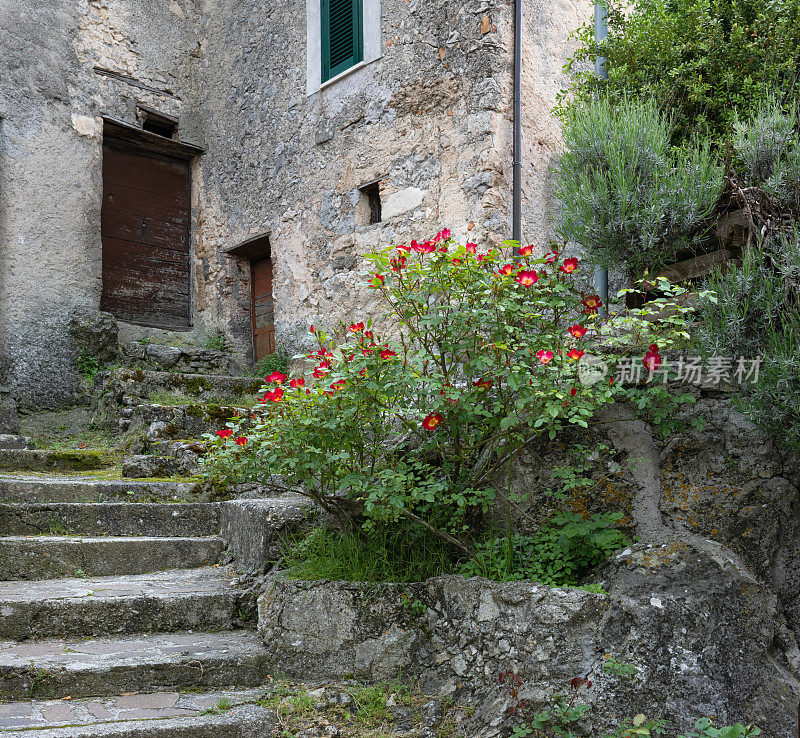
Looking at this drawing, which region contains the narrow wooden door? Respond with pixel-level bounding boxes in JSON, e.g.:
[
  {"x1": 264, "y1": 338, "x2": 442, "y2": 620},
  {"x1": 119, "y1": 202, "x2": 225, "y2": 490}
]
[
  {"x1": 251, "y1": 257, "x2": 275, "y2": 360},
  {"x1": 101, "y1": 142, "x2": 191, "y2": 328}
]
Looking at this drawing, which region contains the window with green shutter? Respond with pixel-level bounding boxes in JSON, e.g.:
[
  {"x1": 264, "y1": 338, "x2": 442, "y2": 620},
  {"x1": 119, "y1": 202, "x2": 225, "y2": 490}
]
[{"x1": 321, "y1": 0, "x2": 363, "y2": 83}]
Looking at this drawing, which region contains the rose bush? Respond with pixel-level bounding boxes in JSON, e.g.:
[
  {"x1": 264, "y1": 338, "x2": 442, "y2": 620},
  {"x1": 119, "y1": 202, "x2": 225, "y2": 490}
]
[{"x1": 204, "y1": 233, "x2": 689, "y2": 560}]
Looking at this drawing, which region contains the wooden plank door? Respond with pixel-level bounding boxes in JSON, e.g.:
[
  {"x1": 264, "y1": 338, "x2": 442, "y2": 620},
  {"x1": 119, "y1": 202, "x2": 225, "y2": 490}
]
[
  {"x1": 252, "y1": 257, "x2": 275, "y2": 360},
  {"x1": 101, "y1": 142, "x2": 191, "y2": 328}
]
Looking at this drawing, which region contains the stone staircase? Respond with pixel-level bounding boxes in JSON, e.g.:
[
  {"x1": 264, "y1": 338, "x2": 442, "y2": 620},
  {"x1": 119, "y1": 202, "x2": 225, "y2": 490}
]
[{"x1": 0, "y1": 355, "x2": 301, "y2": 735}]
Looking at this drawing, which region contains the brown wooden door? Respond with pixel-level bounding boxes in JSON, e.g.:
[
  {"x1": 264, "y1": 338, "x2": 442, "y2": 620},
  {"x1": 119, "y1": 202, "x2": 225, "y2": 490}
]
[
  {"x1": 252, "y1": 257, "x2": 275, "y2": 360},
  {"x1": 101, "y1": 142, "x2": 191, "y2": 328}
]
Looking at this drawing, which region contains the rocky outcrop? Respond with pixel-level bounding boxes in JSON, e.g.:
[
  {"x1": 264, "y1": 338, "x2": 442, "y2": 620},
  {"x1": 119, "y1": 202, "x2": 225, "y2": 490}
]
[{"x1": 259, "y1": 537, "x2": 800, "y2": 736}]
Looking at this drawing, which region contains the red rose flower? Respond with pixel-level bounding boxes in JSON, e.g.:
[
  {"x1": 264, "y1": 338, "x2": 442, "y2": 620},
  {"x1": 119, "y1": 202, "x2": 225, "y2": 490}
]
[
  {"x1": 265, "y1": 372, "x2": 287, "y2": 384},
  {"x1": 397, "y1": 244, "x2": 411, "y2": 253},
  {"x1": 439, "y1": 228, "x2": 451, "y2": 241},
  {"x1": 536, "y1": 349, "x2": 554, "y2": 365},
  {"x1": 643, "y1": 350, "x2": 662, "y2": 372},
  {"x1": 568, "y1": 324, "x2": 588, "y2": 339},
  {"x1": 364, "y1": 330, "x2": 374, "y2": 340},
  {"x1": 235, "y1": 436, "x2": 247, "y2": 446},
  {"x1": 473, "y1": 378, "x2": 493, "y2": 389},
  {"x1": 582, "y1": 295, "x2": 602, "y2": 313},
  {"x1": 309, "y1": 325, "x2": 316, "y2": 333},
  {"x1": 451, "y1": 258, "x2": 462, "y2": 265},
  {"x1": 560, "y1": 257, "x2": 579, "y2": 274},
  {"x1": 570, "y1": 387, "x2": 578, "y2": 397},
  {"x1": 390, "y1": 256, "x2": 407, "y2": 271},
  {"x1": 290, "y1": 377, "x2": 305, "y2": 389},
  {"x1": 263, "y1": 387, "x2": 284, "y2": 402},
  {"x1": 421, "y1": 412, "x2": 444, "y2": 430},
  {"x1": 498, "y1": 263, "x2": 514, "y2": 276},
  {"x1": 544, "y1": 253, "x2": 558, "y2": 264},
  {"x1": 348, "y1": 322, "x2": 364, "y2": 333},
  {"x1": 373, "y1": 274, "x2": 385, "y2": 286},
  {"x1": 312, "y1": 366, "x2": 329, "y2": 379},
  {"x1": 567, "y1": 349, "x2": 584, "y2": 361},
  {"x1": 516, "y1": 270, "x2": 538, "y2": 287},
  {"x1": 331, "y1": 379, "x2": 346, "y2": 391},
  {"x1": 518, "y1": 244, "x2": 533, "y2": 256},
  {"x1": 380, "y1": 349, "x2": 397, "y2": 360},
  {"x1": 216, "y1": 429, "x2": 233, "y2": 439},
  {"x1": 465, "y1": 242, "x2": 477, "y2": 254}
]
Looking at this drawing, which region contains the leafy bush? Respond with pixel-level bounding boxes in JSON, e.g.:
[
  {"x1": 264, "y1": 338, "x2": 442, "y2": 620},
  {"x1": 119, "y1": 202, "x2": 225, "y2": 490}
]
[
  {"x1": 248, "y1": 351, "x2": 290, "y2": 378},
  {"x1": 555, "y1": 96, "x2": 720, "y2": 277},
  {"x1": 205, "y1": 233, "x2": 691, "y2": 563},
  {"x1": 459, "y1": 511, "x2": 628, "y2": 586},
  {"x1": 561, "y1": 0, "x2": 800, "y2": 146},
  {"x1": 693, "y1": 236, "x2": 800, "y2": 454}
]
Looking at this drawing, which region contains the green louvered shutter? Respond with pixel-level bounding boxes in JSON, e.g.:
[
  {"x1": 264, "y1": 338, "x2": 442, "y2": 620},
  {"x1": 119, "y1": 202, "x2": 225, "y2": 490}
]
[{"x1": 321, "y1": 0, "x2": 363, "y2": 82}]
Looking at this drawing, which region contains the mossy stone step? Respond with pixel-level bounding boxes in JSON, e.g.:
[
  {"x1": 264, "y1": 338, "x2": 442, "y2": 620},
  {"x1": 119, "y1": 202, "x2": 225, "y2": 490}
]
[
  {"x1": 0, "y1": 567, "x2": 238, "y2": 640},
  {"x1": 0, "y1": 700, "x2": 274, "y2": 737},
  {"x1": 0, "y1": 630, "x2": 270, "y2": 700},
  {"x1": 0, "y1": 476, "x2": 205, "y2": 503},
  {"x1": 0, "y1": 502, "x2": 220, "y2": 537},
  {"x1": 0, "y1": 449, "x2": 114, "y2": 473},
  {"x1": 0, "y1": 535, "x2": 225, "y2": 580}
]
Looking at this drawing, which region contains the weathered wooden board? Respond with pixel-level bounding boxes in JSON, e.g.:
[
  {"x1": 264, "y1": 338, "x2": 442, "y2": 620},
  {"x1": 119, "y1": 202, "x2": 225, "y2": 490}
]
[
  {"x1": 252, "y1": 257, "x2": 275, "y2": 360},
  {"x1": 654, "y1": 249, "x2": 732, "y2": 283},
  {"x1": 101, "y1": 141, "x2": 191, "y2": 329}
]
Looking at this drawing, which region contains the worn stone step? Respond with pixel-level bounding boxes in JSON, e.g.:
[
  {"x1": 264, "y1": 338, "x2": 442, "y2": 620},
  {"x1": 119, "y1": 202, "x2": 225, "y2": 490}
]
[
  {"x1": 0, "y1": 630, "x2": 269, "y2": 700},
  {"x1": 0, "y1": 436, "x2": 33, "y2": 451},
  {"x1": 0, "y1": 503, "x2": 220, "y2": 537},
  {"x1": 0, "y1": 568, "x2": 239, "y2": 640},
  {"x1": 0, "y1": 702, "x2": 273, "y2": 736},
  {"x1": 0, "y1": 536, "x2": 225, "y2": 580},
  {"x1": 0, "y1": 476, "x2": 205, "y2": 504},
  {"x1": 93, "y1": 370, "x2": 263, "y2": 427},
  {"x1": 125, "y1": 404, "x2": 247, "y2": 440},
  {"x1": 0, "y1": 450, "x2": 114, "y2": 473}
]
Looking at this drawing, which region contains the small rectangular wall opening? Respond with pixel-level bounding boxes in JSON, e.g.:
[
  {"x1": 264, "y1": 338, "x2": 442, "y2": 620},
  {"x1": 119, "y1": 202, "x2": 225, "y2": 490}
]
[
  {"x1": 358, "y1": 181, "x2": 382, "y2": 225},
  {"x1": 138, "y1": 107, "x2": 178, "y2": 139}
]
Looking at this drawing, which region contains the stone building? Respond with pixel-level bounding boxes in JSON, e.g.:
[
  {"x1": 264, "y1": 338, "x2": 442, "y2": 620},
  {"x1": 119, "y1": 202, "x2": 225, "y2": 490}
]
[{"x1": 0, "y1": 0, "x2": 586, "y2": 409}]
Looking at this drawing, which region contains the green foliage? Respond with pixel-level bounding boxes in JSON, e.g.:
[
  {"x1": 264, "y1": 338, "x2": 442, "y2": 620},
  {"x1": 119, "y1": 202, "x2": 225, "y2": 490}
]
[
  {"x1": 205, "y1": 235, "x2": 692, "y2": 563},
  {"x1": 556, "y1": 96, "x2": 720, "y2": 277},
  {"x1": 560, "y1": 0, "x2": 800, "y2": 146},
  {"x1": 618, "y1": 384, "x2": 696, "y2": 439},
  {"x1": 248, "y1": 351, "x2": 290, "y2": 378},
  {"x1": 77, "y1": 355, "x2": 103, "y2": 380},
  {"x1": 203, "y1": 331, "x2": 226, "y2": 351},
  {"x1": 460, "y1": 512, "x2": 628, "y2": 586},
  {"x1": 283, "y1": 526, "x2": 454, "y2": 583},
  {"x1": 604, "y1": 714, "x2": 667, "y2": 737},
  {"x1": 678, "y1": 718, "x2": 761, "y2": 738},
  {"x1": 693, "y1": 237, "x2": 800, "y2": 453}
]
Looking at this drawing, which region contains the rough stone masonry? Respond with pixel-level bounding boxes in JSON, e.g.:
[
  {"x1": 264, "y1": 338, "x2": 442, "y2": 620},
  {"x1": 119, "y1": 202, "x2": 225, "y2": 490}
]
[{"x1": 0, "y1": 0, "x2": 587, "y2": 408}]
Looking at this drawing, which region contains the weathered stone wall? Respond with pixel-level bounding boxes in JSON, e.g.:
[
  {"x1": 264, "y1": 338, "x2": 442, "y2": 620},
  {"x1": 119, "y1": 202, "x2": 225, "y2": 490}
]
[
  {"x1": 259, "y1": 538, "x2": 800, "y2": 736},
  {"x1": 192, "y1": 0, "x2": 587, "y2": 362},
  {"x1": 0, "y1": 0, "x2": 201, "y2": 408},
  {"x1": 1, "y1": 0, "x2": 588, "y2": 406}
]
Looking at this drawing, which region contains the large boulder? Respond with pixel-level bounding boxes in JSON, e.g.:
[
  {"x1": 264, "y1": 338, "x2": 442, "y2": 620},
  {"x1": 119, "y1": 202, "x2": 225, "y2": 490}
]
[{"x1": 258, "y1": 537, "x2": 799, "y2": 736}]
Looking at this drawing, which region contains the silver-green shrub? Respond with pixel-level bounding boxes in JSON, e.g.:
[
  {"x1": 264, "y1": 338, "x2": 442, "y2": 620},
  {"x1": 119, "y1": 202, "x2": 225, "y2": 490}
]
[
  {"x1": 733, "y1": 98, "x2": 800, "y2": 209},
  {"x1": 694, "y1": 232, "x2": 800, "y2": 454},
  {"x1": 556, "y1": 97, "x2": 721, "y2": 278}
]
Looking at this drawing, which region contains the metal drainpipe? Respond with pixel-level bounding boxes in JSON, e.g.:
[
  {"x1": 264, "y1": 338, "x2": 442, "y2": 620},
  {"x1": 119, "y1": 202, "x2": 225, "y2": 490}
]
[
  {"x1": 512, "y1": 0, "x2": 522, "y2": 254},
  {"x1": 593, "y1": 1, "x2": 609, "y2": 317}
]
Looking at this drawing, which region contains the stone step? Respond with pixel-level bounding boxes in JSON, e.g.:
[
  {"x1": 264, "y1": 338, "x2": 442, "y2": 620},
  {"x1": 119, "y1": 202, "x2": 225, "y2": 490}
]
[
  {"x1": 0, "y1": 436, "x2": 34, "y2": 451},
  {"x1": 93, "y1": 370, "x2": 263, "y2": 427},
  {"x1": 124, "y1": 404, "x2": 247, "y2": 440},
  {"x1": 0, "y1": 567, "x2": 239, "y2": 640},
  {"x1": 0, "y1": 503, "x2": 220, "y2": 537},
  {"x1": 0, "y1": 450, "x2": 114, "y2": 473},
  {"x1": 0, "y1": 536, "x2": 225, "y2": 580},
  {"x1": 0, "y1": 701, "x2": 273, "y2": 737},
  {"x1": 0, "y1": 630, "x2": 269, "y2": 700},
  {"x1": 0, "y1": 476, "x2": 205, "y2": 504},
  {"x1": 121, "y1": 455, "x2": 196, "y2": 479}
]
